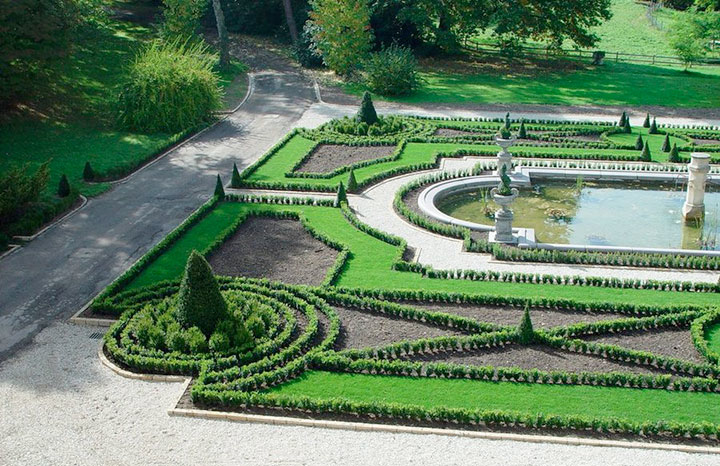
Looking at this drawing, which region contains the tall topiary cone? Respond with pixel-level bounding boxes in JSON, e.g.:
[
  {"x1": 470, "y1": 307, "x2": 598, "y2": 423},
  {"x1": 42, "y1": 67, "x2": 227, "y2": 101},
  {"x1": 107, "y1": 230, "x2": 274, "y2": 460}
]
[
  {"x1": 357, "y1": 91, "x2": 378, "y2": 125},
  {"x1": 58, "y1": 174, "x2": 70, "y2": 197},
  {"x1": 335, "y1": 181, "x2": 347, "y2": 207},
  {"x1": 175, "y1": 251, "x2": 228, "y2": 337},
  {"x1": 504, "y1": 112, "x2": 511, "y2": 130},
  {"x1": 518, "y1": 305, "x2": 534, "y2": 344},
  {"x1": 83, "y1": 161, "x2": 95, "y2": 181},
  {"x1": 649, "y1": 117, "x2": 659, "y2": 134},
  {"x1": 231, "y1": 162, "x2": 242, "y2": 188},
  {"x1": 347, "y1": 169, "x2": 358, "y2": 192},
  {"x1": 518, "y1": 120, "x2": 527, "y2": 138},
  {"x1": 634, "y1": 134, "x2": 643, "y2": 150},
  {"x1": 619, "y1": 111, "x2": 627, "y2": 127},
  {"x1": 643, "y1": 113, "x2": 650, "y2": 128},
  {"x1": 214, "y1": 174, "x2": 225, "y2": 198},
  {"x1": 641, "y1": 141, "x2": 651, "y2": 162},
  {"x1": 669, "y1": 143, "x2": 680, "y2": 163},
  {"x1": 661, "y1": 134, "x2": 671, "y2": 152}
]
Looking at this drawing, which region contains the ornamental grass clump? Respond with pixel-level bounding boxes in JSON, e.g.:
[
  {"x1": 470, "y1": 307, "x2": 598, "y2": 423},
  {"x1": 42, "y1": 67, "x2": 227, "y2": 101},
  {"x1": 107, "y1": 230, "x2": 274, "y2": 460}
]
[
  {"x1": 175, "y1": 250, "x2": 228, "y2": 337},
  {"x1": 117, "y1": 39, "x2": 222, "y2": 133}
]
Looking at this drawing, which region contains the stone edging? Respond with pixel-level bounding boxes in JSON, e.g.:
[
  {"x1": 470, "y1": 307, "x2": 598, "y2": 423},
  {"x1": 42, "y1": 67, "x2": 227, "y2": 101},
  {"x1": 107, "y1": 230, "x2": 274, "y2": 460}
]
[
  {"x1": 0, "y1": 244, "x2": 22, "y2": 260},
  {"x1": 166, "y1": 406, "x2": 720, "y2": 455},
  {"x1": 11, "y1": 194, "x2": 88, "y2": 243},
  {"x1": 98, "y1": 344, "x2": 188, "y2": 383}
]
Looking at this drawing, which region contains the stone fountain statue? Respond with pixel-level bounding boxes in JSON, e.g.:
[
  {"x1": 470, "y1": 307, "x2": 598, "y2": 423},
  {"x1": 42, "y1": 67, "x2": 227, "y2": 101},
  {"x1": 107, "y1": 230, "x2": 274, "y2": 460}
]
[
  {"x1": 682, "y1": 152, "x2": 711, "y2": 221},
  {"x1": 494, "y1": 127, "x2": 516, "y2": 176},
  {"x1": 490, "y1": 165, "x2": 519, "y2": 243}
]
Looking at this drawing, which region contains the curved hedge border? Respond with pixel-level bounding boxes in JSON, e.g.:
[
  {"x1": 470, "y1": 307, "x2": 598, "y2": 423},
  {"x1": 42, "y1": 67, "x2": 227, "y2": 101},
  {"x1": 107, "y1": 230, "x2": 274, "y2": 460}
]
[{"x1": 691, "y1": 309, "x2": 720, "y2": 365}]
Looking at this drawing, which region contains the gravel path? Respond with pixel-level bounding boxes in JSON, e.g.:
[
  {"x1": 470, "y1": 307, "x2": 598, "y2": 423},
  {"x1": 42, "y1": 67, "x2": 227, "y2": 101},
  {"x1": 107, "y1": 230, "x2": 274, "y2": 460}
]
[{"x1": 1, "y1": 323, "x2": 719, "y2": 465}]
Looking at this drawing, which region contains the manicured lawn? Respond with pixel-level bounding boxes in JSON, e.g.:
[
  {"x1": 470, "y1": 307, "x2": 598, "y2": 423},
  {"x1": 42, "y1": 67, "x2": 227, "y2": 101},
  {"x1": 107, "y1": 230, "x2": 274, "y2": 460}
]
[
  {"x1": 267, "y1": 371, "x2": 720, "y2": 426},
  {"x1": 125, "y1": 201, "x2": 720, "y2": 308},
  {"x1": 605, "y1": 127, "x2": 687, "y2": 162}
]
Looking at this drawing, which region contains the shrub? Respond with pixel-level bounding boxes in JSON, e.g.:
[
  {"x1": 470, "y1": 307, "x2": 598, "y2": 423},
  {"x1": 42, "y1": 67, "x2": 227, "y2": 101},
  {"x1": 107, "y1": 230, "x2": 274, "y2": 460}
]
[
  {"x1": 357, "y1": 91, "x2": 379, "y2": 125},
  {"x1": 208, "y1": 330, "x2": 231, "y2": 352},
  {"x1": 641, "y1": 141, "x2": 651, "y2": 161},
  {"x1": 347, "y1": 169, "x2": 358, "y2": 192},
  {"x1": 186, "y1": 326, "x2": 208, "y2": 354},
  {"x1": 643, "y1": 113, "x2": 651, "y2": 128},
  {"x1": 58, "y1": 174, "x2": 70, "y2": 198},
  {"x1": 362, "y1": 45, "x2": 420, "y2": 96},
  {"x1": 245, "y1": 314, "x2": 266, "y2": 339},
  {"x1": 504, "y1": 112, "x2": 511, "y2": 130},
  {"x1": 662, "y1": 134, "x2": 671, "y2": 152},
  {"x1": 669, "y1": 143, "x2": 681, "y2": 162},
  {"x1": 619, "y1": 111, "x2": 627, "y2": 127},
  {"x1": 518, "y1": 120, "x2": 527, "y2": 138},
  {"x1": 623, "y1": 117, "x2": 631, "y2": 134},
  {"x1": 518, "y1": 306, "x2": 535, "y2": 344},
  {"x1": 294, "y1": 26, "x2": 325, "y2": 68},
  {"x1": 335, "y1": 181, "x2": 347, "y2": 207},
  {"x1": 175, "y1": 250, "x2": 228, "y2": 337},
  {"x1": 117, "y1": 39, "x2": 222, "y2": 133},
  {"x1": 496, "y1": 165, "x2": 512, "y2": 196},
  {"x1": 649, "y1": 117, "x2": 659, "y2": 134},
  {"x1": 634, "y1": 134, "x2": 644, "y2": 150},
  {"x1": 83, "y1": 162, "x2": 95, "y2": 181},
  {"x1": 0, "y1": 162, "x2": 49, "y2": 227},
  {"x1": 214, "y1": 174, "x2": 225, "y2": 198},
  {"x1": 160, "y1": 0, "x2": 206, "y2": 39},
  {"x1": 231, "y1": 163, "x2": 242, "y2": 188}
]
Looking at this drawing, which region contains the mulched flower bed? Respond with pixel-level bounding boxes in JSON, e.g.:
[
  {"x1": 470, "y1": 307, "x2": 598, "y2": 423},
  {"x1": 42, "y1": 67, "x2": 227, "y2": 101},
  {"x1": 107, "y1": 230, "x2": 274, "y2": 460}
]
[
  {"x1": 333, "y1": 306, "x2": 464, "y2": 350},
  {"x1": 582, "y1": 328, "x2": 704, "y2": 364},
  {"x1": 406, "y1": 302, "x2": 627, "y2": 329},
  {"x1": 207, "y1": 217, "x2": 339, "y2": 286},
  {"x1": 403, "y1": 344, "x2": 668, "y2": 376},
  {"x1": 294, "y1": 144, "x2": 396, "y2": 174}
]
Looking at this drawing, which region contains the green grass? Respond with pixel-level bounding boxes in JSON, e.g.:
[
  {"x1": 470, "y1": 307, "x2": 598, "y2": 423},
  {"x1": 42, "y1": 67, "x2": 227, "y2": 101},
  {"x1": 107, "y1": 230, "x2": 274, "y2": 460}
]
[
  {"x1": 604, "y1": 127, "x2": 686, "y2": 162},
  {"x1": 267, "y1": 371, "x2": 720, "y2": 426},
  {"x1": 349, "y1": 63, "x2": 720, "y2": 108},
  {"x1": 125, "y1": 201, "x2": 720, "y2": 308}
]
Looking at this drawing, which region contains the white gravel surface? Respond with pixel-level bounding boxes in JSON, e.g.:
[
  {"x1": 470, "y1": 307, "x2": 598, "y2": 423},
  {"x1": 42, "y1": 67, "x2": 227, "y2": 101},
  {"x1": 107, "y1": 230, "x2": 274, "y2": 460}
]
[{"x1": 1, "y1": 322, "x2": 718, "y2": 465}]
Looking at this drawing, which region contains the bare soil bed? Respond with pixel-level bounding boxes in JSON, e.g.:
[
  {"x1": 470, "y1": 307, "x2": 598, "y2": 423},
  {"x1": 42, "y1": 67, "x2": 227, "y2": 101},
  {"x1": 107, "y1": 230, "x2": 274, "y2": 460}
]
[
  {"x1": 406, "y1": 302, "x2": 626, "y2": 329},
  {"x1": 404, "y1": 344, "x2": 666, "y2": 375},
  {"x1": 333, "y1": 306, "x2": 464, "y2": 350},
  {"x1": 692, "y1": 138, "x2": 720, "y2": 146},
  {"x1": 582, "y1": 328, "x2": 704, "y2": 364},
  {"x1": 294, "y1": 144, "x2": 396, "y2": 174},
  {"x1": 208, "y1": 217, "x2": 338, "y2": 286},
  {"x1": 433, "y1": 128, "x2": 489, "y2": 137}
]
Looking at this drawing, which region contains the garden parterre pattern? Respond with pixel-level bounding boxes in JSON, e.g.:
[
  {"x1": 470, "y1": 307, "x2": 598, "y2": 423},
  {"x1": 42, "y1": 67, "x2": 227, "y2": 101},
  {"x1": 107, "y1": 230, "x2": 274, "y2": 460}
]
[{"x1": 96, "y1": 116, "x2": 720, "y2": 442}]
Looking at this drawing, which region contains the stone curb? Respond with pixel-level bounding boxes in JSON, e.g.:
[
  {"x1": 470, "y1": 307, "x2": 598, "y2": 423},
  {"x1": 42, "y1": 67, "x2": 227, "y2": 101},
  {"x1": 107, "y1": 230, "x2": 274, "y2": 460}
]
[
  {"x1": 98, "y1": 344, "x2": 188, "y2": 383},
  {"x1": 11, "y1": 194, "x2": 88, "y2": 243},
  {"x1": 0, "y1": 244, "x2": 22, "y2": 260},
  {"x1": 167, "y1": 406, "x2": 720, "y2": 455}
]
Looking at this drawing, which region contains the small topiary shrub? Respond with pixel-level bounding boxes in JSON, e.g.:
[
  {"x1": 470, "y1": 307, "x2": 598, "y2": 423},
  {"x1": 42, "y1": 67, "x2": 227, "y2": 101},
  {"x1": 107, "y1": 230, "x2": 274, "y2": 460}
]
[
  {"x1": 518, "y1": 120, "x2": 527, "y2": 138},
  {"x1": 634, "y1": 134, "x2": 644, "y2": 150},
  {"x1": 117, "y1": 39, "x2": 222, "y2": 133},
  {"x1": 335, "y1": 181, "x2": 347, "y2": 207},
  {"x1": 669, "y1": 143, "x2": 681, "y2": 162},
  {"x1": 643, "y1": 113, "x2": 651, "y2": 128},
  {"x1": 496, "y1": 165, "x2": 513, "y2": 196},
  {"x1": 347, "y1": 169, "x2": 358, "y2": 192},
  {"x1": 327, "y1": 114, "x2": 406, "y2": 136},
  {"x1": 504, "y1": 112, "x2": 511, "y2": 130},
  {"x1": 363, "y1": 44, "x2": 420, "y2": 96},
  {"x1": 649, "y1": 117, "x2": 659, "y2": 134},
  {"x1": 175, "y1": 250, "x2": 228, "y2": 337},
  {"x1": 58, "y1": 174, "x2": 70, "y2": 198},
  {"x1": 214, "y1": 174, "x2": 225, "y2": 198},
  {"x1": 641, "y1": 141, "x2": 652, "y2": 161},
  {"x1": 518, "y1": 306, "x2": 535, "y2": 344},
  {"x1": 83, "y1": 161, "x2": 95, "y2": 181},
  {"x1": 231, "y1": 163, "x2": 242, "y2": 188},
  {"x1": 619, "y1": 111, "x2": 627, "y2": 127},
  {"x1": 662, "y1": 134, "x2": 671, "y2": 152},
  {"x1": 623, "y1": 117, "x2": 632, "y2": 134},
  {"x1": 357, "y1": 91, "x2": 378, "y2": 125}
]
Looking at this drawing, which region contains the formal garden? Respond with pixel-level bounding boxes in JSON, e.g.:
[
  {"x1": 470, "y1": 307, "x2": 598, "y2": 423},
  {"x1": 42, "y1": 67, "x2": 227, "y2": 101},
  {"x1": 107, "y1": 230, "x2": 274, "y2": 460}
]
[{"x1": 89, "y1": 92, "x2": 720, "y2": 443}]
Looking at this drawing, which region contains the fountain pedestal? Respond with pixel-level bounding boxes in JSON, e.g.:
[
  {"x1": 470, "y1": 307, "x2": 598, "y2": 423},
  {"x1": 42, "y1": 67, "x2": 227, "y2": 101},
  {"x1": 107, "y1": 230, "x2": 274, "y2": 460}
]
[
  {"x1": 682, "y1": 152, "x2": 711, "y2": 221},
  {"x1": 490, "y1": 187, "x2": 519, "y2": 243},
  {"x1": 494, "y1": 136, "x2": 516, "y2": 176}
]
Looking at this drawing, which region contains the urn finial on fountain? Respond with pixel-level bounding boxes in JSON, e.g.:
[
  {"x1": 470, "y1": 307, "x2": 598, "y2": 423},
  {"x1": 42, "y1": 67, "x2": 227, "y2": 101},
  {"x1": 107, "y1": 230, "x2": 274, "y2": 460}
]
[{"x1": 494, "y1": 126, "x2": 516, "y2": 176}]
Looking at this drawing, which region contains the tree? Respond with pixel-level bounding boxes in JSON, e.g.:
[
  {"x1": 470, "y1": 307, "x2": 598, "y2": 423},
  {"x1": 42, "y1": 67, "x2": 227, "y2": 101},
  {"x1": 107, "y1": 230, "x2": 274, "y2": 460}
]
[
  {"x1": 0, "y1": 162, "x2": 49, "y2": 226},
  {"x1": 214, "y1": 174, "x2": 225, "y2": 198},
  {"x1": 347, "y1": 169, "x2": 358, "y2": 192},
  {"x1": 641, "y1": 141, "x2": 652, "y2": 162},
  {"x1": 309, "y1": 0, "x2": 374, "y2": 76},
  {"x1": 231, "y1": 162, "x2": 242, "y2": 188},
  {"x1": 357, "y1": 91, "x2": 379, "y2": 125},
  {"x1": 518, "y1": 306, "x2": 534, "y2": 345},
  {"x1": 161, "y1": 0, "x2": 206, "y2": 39},
  {"x1": 282, "y1": 0, "x2": 299, "y2": 44},
  {"x1": 210, "y1": 0, "x2": 230, "y2": 69},
  {"x1": 634, "y1": 134, "x2": 644, "y2": 150},
  {"x1": 175, "y1": 250, "x2": 228, "y2": 337},
  {"x1": 669, "y1": 11, "x2": 709, "y2": 69},
  {"x1": 662, "y1": 134, "x2": 671, "y2": 152}
]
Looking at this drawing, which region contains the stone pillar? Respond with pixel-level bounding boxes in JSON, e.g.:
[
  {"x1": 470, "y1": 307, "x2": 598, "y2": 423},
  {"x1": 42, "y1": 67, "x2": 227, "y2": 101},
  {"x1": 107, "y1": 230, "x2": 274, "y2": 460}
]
[
  {"x1": 682, "y1": 152, "x2": 711, "y2": 221},
  {"x1": 490, "y1": 188, "x2": 519, "y2": 243},
  {"x1": 494, "y1": 136, "x2": 515, "y2": 176}
]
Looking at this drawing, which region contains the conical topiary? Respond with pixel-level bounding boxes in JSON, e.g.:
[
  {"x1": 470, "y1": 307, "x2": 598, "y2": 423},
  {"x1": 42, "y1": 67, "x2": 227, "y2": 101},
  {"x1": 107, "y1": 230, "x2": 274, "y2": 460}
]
[
  {"x1": 641, "y1": 141, "x2": 651, "y2": 162},
  {"x1": 335, "y1": 181, "x2": 347, "y2": 207},
  {"x1": 357, "y1": 91, "x2": 378, "y2": 125},
  {"x1": 347, "y1": 169, "x2": 358, "y2": 192},
  {"x1": 231, "y1": 162, "x2": 242, "y2": 188},
  {"x1": 623, "y1": 117, "x2": 631, "y2": 134},
  {"x1": 619, "y1": 111, "x2": 627, "y2": 127},
  {"x1": 58, "y1": 174, "x2": 70, "y2": 197},
  {"x1": 497, "y1": 164, "x2": 512, "y2": 196},
  {"x1": 661, "y1": 134, "x2": 671, "y2": 152},
  {"x1": 83, "y1": 161, "x2": 95, "y2": 181},
  {"x1": 634, "y1": 134, "x2": 643, "y2": 150},
  {"x1": 175, "y1": 250, "x2": 228, "y2": 337},
  {"x1": 643, "y1": 113, "x2": 650, "y2": 128},
  {"x1": 649, "y1": 117, "x2": 659, "y2": 134},
  {"x1": 518, "y1": 120, "x2": 527, "y2": 138},
  {"x1": 669, "y1": 143, "x2": 680, "y2": 163},
  {"x1": 518, "y1": 306, "x2": 534, "y2": 344},
  {"x1": 214, "y1": 174, "x2": 225, "y2": 198},
  {"x1": 504, "y1": 112, "x2": 511, "y2": 130}
]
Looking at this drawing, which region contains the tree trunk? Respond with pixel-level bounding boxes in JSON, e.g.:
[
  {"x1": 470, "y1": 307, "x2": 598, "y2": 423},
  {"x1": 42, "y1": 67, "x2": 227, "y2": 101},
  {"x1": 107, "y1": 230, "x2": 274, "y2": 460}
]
[
  {"x1": 211, "y1": 0, "x2": 230, "y2": 68},
  {"x1": 282, "y1": 0, "x2": 299, "y2": 44}
]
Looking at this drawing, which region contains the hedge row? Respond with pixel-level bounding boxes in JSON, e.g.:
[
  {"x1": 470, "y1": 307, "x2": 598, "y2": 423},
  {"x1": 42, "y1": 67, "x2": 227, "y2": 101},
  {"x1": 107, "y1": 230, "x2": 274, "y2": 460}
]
[
  {"x1": 286, "y1": 141, "x2": 407, "y2": 180},
  {"x1": 691, "y1": 309, "x2": 720, "y2": 365}
]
